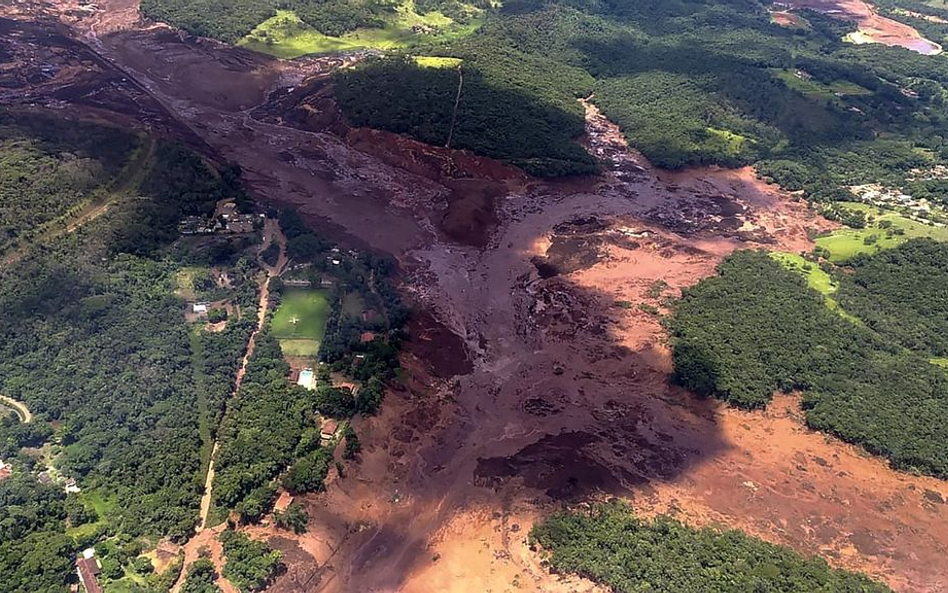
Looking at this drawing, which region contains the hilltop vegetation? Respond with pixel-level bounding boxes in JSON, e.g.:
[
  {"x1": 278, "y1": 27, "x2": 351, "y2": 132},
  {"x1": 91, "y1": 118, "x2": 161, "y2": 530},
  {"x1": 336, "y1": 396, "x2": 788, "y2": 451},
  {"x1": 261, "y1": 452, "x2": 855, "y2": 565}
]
[
  {"x1": 334, "y1": 55, "x2": 597, "y2": 175},
  {"x1": 669, "y1": 247, "x2": 948, "y2": 478},
  {"x1": 836, "y1": 238, "x2": 948, "y2": 357},
  {"x1": 331, "y1": 0, "x2": 948, "y2": 183},
  {"x1": 0, "y1": 109, "x2": 138, "y2": 249},
  {"x1": 531, "y1": 502, "x2": 891, "y2": 592}
]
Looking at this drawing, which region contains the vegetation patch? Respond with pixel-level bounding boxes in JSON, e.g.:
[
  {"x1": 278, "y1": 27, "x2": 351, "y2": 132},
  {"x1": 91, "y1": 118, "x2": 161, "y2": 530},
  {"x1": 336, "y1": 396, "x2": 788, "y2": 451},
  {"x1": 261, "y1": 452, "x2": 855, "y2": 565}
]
[
  {"x1": 0, "y1": 109, "x2": 139, "y2": 252},
  {"x1": 531, "y1": 502, "x2": 891, "y2": 592},
  {"x1": 836, "y1": 239, "x2": 948, "y2": 357},
  {"x1": 768, "y1": 252, "x2": 859, "y2": 323},
  {"x1": 669, "y1": 249, "x2": 948, "y2": 478},
  {"x1": 239, "y1": 5, "x2": 481, "y2": 58},
  {"x1": 334, "y1": 54, "x2": 597, "y2": 176},
  {"x1": 220, "y1": 530, "x2": 283, "y2": 592}
]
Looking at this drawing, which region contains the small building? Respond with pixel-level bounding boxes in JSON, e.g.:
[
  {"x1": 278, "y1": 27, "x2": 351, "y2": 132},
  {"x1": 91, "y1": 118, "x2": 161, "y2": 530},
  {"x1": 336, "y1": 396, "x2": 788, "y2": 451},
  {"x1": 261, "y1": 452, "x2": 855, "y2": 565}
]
[
  {"x1": 320, "y1": 277, "x2": 335, "y2": 288},
  {"x1": 360, "y1": 331, "x2": 376, "y2": 344},
  {"x1": 297, "y1": 368, "x2": 317, "y2": 391},
  {"x1": 320, "y1": 420, "x2": 339, "y2": 446},
  {"x1": 77, "y1": 550, "x2": 102, "y2": 593},
  {"x1": 37, "y1": 470, "x2": 53, "y2": 485},
  {"x1": 273, "y1": 490, "x2": 294, "y2": 513},
  {"x1": 192, "y1": 303, "x2": 208, "y2": 315},
  {"x1": 361, "y1": 310, "x2": 378, "y2": 323},
  {"x1": 64, "y1": 478, "x2": 81, "y2": 494}
]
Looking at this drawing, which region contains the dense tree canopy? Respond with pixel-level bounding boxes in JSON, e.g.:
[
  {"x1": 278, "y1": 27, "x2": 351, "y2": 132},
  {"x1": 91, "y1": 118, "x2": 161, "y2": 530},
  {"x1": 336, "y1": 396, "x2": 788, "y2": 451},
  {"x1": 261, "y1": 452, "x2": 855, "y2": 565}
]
[
  {"x1": 220, "y1": 530, "x2": 283, "y2": 592},
  {"x1": 0, "y1": 108, "x2": 138, "y2": 247},
  {"x1": 669, "y1": 249, "x2": 948, "y2": 478},
  {"x1": 0, "y1": 112, "x2": 262, "y2": 590},
  {"x1": 531, "y1": 502, "x2": 891, "y2": 592}
]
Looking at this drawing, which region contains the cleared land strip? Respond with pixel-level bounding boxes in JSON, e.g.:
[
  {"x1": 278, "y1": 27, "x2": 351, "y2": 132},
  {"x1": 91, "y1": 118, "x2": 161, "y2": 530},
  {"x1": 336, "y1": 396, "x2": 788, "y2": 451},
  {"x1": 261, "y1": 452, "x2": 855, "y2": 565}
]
[{"x1": 0, "y1": 394, "x2": 32, "y2": 423}]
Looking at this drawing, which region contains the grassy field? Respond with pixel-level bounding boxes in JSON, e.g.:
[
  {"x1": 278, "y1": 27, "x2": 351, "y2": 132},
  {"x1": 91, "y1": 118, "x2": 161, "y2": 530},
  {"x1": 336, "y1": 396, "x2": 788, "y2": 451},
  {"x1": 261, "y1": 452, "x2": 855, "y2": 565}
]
[
  {"x1": 239, "y1": 4, "x2": 481, "y2": 59},
  {"x1": 413, "y1": 55, "x2": 463, "y2": 68},
  {"x1": 770, "y1": 252, "x2": 860, "y2": 323},
  {"x1": 815, "y1": 202, "x2": 948, "y2": 261},
  {"x1": 271, "y1": 289, "x2": 330, "y2": 356}
]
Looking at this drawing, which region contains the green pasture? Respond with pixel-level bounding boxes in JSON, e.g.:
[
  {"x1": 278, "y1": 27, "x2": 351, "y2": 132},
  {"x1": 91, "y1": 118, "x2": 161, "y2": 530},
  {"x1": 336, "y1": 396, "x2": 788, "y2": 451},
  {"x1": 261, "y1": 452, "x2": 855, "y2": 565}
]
[
  {"x1": 815, "y1": 202, "x2": 948, "y2": 262},
  {"x1": 770, "y1": 252, "x2": 859, "y2": 324}
]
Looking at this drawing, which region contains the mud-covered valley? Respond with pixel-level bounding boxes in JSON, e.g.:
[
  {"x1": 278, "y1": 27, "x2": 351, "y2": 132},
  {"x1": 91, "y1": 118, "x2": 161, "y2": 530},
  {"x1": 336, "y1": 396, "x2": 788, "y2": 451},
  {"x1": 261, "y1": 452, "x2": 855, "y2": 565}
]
[{"x1": 4, "y1": 0, "x2": 948, "y2": 591}]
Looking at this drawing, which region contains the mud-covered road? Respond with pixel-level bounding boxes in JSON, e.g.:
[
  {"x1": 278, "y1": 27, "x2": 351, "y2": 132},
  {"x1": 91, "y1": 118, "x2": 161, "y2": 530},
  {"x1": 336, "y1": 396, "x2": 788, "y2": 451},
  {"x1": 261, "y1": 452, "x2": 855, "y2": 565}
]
[{"x1": 4, "y1": 1, "x2": 948, "y2": 591}]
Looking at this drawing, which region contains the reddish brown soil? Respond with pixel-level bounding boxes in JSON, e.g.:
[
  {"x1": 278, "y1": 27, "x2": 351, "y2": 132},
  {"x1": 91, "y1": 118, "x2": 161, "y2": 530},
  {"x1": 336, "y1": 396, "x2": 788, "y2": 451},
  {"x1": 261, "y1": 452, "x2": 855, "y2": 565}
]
[{"x1": 5, "y1": 1, "x2": 948, "y2": 592}]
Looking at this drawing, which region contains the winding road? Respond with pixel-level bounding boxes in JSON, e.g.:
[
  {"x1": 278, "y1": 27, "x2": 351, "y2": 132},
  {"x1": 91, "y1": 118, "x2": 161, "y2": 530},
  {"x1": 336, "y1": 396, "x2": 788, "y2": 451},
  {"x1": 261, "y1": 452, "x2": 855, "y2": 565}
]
[{"x1": 0, "y1": 395, "x2": 32, "y2": 423}]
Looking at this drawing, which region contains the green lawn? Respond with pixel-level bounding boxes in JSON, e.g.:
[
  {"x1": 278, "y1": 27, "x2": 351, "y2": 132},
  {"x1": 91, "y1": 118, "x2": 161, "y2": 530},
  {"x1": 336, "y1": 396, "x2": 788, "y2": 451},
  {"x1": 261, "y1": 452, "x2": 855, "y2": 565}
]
[
  {"x1": 239, "y1": 5, "x2": 481, "y2": 59},
  {"x1": 815, "y1": 202, "x2": 948, "y2": 262},
  {"x1": 271, "y1": 289, "x2": 330, "y2": 356},
  {"x1": 769, "y1": 252, "x2": 860, "y2": 324}
]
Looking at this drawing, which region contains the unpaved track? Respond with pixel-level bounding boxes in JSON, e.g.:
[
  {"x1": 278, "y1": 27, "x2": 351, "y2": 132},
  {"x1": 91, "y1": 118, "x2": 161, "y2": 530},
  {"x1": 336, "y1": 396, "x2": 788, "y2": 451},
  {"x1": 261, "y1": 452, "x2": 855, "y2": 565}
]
[
  {"x1": 9, "y1": 1, "x2": 948, "y2": 591},
  {"x1": 173, "y1": 221, "x2": 286, "y2": 593},
  {"x1": 0, "y1": 395, "x2": 32, "y2": 423}
]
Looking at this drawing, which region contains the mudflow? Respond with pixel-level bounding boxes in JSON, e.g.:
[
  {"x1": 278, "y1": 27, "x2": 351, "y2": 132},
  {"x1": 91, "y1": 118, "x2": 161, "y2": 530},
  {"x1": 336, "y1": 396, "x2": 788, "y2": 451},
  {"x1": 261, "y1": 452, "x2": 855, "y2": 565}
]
[{"x1": 3, "y1": 0, "x2": 948, "y2": 591}]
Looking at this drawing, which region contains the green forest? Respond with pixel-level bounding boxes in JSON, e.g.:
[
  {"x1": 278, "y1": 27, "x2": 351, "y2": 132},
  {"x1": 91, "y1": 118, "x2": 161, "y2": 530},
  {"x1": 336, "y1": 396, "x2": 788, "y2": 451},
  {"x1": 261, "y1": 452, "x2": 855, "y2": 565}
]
[
  {"x1": 668, "y1": 246, "x2": 948, "y2": 478},
  {"x1": 531, "y1": 502, "x2": 890, "y2": 592},
  {"x1": 140, "y1": 0, "x2": 948, "y2": 189},
  {"x1": 0, "y1": 113, "x2": 260, "y2": 592},
  {"x1": 327, "y1": 0, "x2": 948, "y2": 185},
  {"x1": 0, "y1": 109, "x2": 138, "y2": 248},
  {"x1": 141, "y1": 0, "x2": 412, "y2": 42}
]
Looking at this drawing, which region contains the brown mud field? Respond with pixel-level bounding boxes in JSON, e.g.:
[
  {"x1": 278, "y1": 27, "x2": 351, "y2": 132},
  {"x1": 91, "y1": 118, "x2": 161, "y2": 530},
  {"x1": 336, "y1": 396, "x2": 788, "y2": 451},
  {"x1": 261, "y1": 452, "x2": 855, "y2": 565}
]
[
  {"x1": 778, "y1": 0, "x2": 943, "y2": 54},
  {"x1": 4, "y1": 0, "x2": 948, "y2": 591}
]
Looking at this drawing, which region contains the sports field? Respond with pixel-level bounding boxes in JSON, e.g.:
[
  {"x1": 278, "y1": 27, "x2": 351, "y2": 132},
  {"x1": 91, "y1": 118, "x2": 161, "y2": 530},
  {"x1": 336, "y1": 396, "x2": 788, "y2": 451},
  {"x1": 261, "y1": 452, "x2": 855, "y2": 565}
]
[{"x1": 271, "y1": 289, "x2": 330, "y2": 356}]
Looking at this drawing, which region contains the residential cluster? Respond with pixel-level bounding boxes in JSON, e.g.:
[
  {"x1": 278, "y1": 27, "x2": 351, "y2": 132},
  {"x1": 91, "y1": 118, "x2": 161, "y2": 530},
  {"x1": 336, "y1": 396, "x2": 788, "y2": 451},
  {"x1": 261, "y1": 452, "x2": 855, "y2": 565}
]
[
  {"x1": 178, "y1": 200, "x2": 264, "y2": 235},
  {"x1": 850, "y1": 183, "x2": 946, "y2": 226}
]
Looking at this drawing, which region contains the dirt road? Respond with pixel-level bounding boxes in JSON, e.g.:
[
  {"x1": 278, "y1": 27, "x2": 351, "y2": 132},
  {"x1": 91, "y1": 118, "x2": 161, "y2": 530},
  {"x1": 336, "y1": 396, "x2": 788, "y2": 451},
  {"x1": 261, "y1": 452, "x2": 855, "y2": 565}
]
[
  {"x1": 0, "y1": 395, "x2": 32, "y2": 423},
  {"x1": 173, "y1": 220, "x2": 286, "y2": 593},
  {"x1": 6, "y1": 1, "x2": 948, "y2": 591}
]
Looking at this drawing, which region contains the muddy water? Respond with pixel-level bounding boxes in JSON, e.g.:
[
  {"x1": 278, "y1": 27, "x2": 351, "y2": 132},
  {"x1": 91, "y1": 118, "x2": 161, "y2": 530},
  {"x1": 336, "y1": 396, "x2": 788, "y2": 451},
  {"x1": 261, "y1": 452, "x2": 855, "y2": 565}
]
[{"x1": 11, "y1": 1, "x2": 948, "y2": 591}]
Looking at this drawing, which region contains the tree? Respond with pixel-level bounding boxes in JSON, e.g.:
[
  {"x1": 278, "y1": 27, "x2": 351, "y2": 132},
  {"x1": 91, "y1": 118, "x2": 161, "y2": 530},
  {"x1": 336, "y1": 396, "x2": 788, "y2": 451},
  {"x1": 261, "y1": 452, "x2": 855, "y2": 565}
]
[
  {"x1": 182, "y1": 558, "x2": 222, "y2": 593},
  {"x1": 273, "y1": 502, "x2": 309, "y2": 534}
]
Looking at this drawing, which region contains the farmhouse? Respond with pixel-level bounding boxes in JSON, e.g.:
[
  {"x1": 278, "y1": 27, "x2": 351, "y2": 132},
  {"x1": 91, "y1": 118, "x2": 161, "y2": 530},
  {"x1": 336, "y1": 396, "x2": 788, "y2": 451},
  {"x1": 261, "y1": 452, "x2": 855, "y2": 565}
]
[
  {"x1": 76, "y1": 549, "x2": 102, "y2": 593},
  {"x1": 64, "y1": 477, "x2": 81, "y2": 494},
  {"x1": 320, "y1": 419, "x2": 339, "y2": 446}
]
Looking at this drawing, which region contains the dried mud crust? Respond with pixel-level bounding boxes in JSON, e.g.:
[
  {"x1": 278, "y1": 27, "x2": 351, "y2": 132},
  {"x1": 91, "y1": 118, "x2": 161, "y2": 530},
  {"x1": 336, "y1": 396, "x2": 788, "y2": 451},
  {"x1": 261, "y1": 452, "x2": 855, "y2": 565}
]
[{"x1": 4, "y1": 1, "x2": 948, "y2": 591}]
